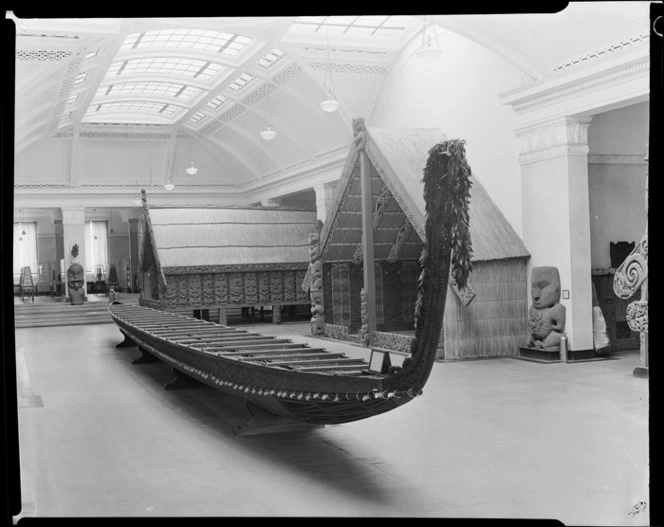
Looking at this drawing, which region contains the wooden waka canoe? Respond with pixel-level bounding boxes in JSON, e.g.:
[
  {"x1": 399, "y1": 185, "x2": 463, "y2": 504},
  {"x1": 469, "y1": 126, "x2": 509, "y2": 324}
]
[
  {"x1": 109, "y1": 137, "x2": 474, "y2": 427},
  {"x1": 109, "y1": 302, "x2": 407, "y2": 425}
]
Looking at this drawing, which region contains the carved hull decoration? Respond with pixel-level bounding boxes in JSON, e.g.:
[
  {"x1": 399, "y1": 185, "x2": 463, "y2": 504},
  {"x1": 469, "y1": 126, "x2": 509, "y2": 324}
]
[{"x1": 109, "y1": 138, "x2": 473, "y2": 425}]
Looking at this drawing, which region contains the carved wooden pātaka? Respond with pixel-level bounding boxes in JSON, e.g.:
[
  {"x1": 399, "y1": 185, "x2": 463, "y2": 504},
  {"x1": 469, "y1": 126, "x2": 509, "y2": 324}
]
[
  {"x1": 613, "y1": 150, "x2": 648, "y2": 376},
  {"x1": 109, "y1": 138, "x2": 473, "y2": 425}
]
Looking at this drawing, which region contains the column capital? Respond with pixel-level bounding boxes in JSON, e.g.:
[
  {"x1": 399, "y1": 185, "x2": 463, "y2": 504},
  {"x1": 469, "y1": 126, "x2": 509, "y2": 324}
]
[
  {"x1": 60, "y1": 207, "x2": 86, "y2": 225},
  {"x1": 515, "y1": 117, "x2": 593, "y2": 164}
]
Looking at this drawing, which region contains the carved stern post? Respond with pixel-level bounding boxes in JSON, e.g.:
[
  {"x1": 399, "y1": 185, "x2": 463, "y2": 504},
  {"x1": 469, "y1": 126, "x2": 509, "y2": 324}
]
[{"x1": 613, "y1": 149, "x2": 648, "y2": 377}]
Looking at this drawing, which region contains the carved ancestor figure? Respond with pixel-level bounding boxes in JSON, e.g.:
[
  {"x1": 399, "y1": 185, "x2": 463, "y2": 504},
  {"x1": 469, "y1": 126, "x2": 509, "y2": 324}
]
[
  {"x1": 352, "y1": 117, "x2": 366, "y2": 151},
  {"x1": 309, "y1": 231, "x2": 325, "y2": 335},
  {"x1": 66, "y1": 243, "x2": 85, "y2": 305},
  {"x1": 526, "y1": 266, "x2": 566, "y2": 350}
]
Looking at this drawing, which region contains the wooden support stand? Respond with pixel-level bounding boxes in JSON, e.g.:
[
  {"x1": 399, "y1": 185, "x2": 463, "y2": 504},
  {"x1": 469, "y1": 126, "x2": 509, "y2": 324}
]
[
  {"x1": 116, "y1": 334, "x2": 136, "y2": 348},
  {"x1": 132, "y1": 346, "x2": 161, "y2": 364},
  {"x1": 164, "y1": 368, "x2": 204, "y2": 390},
  {"x1": 233, "y1": 400, "x2": 322, "y2": 437}
]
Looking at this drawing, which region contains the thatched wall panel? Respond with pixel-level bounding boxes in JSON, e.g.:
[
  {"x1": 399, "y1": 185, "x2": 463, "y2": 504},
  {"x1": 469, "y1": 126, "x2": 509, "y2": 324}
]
[{"x1": 442, "y1": 259, "x2": 528, "y2": 360}]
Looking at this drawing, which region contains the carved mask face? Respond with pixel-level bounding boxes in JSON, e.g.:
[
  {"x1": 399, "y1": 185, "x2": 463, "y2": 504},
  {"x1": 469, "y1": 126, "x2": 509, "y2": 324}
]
[{"x1": 531, "y1": 267, "x2": 560, "y2": 309}]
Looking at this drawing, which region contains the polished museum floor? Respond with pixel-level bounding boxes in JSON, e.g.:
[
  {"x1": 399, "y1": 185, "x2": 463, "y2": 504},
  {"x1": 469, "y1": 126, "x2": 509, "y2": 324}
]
[{"x1": 12, "y1": 301, "x2": 649, "y2": 524}]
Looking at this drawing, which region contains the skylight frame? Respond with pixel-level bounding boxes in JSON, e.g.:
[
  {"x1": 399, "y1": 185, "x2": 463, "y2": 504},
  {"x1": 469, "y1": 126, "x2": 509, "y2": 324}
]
[
  {"x1": 226, "y1": 72, "x2": 255, "y2": 92},
  {"x1": 84, "y1": 100, "x2": 185, "y2": 122},
  {"x1": 257, "y1": 48, "x2": 285, "y2": 68},
  {"x1": 121, "y1": 29, "x2": 253, "y2": 58},
  {"x1": 97, "y1": 81, "x2": 201, "y2": 101},
  {"x1": 292, "y1": 15, "x2": 413, "y2": 37},
  {"x1": 107, "y1": 57, "x2": 227, "y2": 82}
]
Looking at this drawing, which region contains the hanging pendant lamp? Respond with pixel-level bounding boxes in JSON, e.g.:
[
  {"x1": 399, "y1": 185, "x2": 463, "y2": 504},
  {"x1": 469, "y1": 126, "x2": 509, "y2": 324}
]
[
  {"x1": 186, "y1": 138, "x2": 198, "y2": 174},
  {"x1": 260, "y1": 74, "x2": 277, "y2": 141},
  {"x1": 320, "y1": 29, "x2": 340, "y2": 113}
]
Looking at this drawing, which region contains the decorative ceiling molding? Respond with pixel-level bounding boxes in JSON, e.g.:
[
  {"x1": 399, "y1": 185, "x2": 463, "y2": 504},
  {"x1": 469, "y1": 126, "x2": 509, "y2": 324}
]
[
  {"x1": 551, "y1": 31, "x2": 648, "y2": 73},
  {"x1": 500, "y1": 40, "x2": 649, "y2": 122},
  {"x1": 47, "y1": 50, "x2": 86, "y2": 133},
  {"x1": 308, "y1": 61, "x2": 389, "y2": 76},
  {"x1": 16, "y1": 49, "x2": 73, "y2": 62}
]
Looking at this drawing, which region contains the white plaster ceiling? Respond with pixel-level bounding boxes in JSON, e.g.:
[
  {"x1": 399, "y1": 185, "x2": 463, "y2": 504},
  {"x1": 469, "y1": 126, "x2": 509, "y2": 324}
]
[{"x1": 9, "y1": 5, "x2": 651, "y2": 205}]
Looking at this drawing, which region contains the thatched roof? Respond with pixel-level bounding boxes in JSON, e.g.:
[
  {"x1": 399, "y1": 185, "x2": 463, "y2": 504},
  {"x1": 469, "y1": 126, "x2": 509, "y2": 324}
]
[
  {"x1": 319, "y1": 126, "x2": 529, "y2": 263},
  {"x1": 144, "y1": 206, "x2": 317, "y2": 270}
]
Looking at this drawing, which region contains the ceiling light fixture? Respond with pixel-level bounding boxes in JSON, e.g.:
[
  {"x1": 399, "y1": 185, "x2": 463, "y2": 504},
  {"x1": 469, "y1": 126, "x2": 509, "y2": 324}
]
[
  {"x1": 260, "y1": 72, "x2": 277, "y2": 141},
  {"x1": 164, "y1": 180, "x2": 175, "y2": 191},
  {"x1": 320, "y1": 28, "x2": 340, "y2": 113},
  {"x1": 186, "y1": 137, "x2": 198, "y2": 175},
  {"x1": 92, "y1": 208, "x2": 98, "y2": 240},
  {"x1": 416, "y1": 15, "x2": 442, "y2": 61}
]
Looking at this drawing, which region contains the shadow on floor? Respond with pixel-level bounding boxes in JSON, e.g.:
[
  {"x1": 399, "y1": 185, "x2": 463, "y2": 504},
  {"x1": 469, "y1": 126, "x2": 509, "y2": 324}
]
[{"x1": 111, "y1": 342, "x2": 407, "y2": 506}]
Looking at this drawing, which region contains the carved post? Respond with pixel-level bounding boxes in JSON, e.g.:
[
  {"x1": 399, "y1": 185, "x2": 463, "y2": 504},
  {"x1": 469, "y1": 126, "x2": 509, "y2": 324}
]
[
  {"x1": 355, "y1": 117, "x2": 377, "y2": 341},
  {"x1": 272, "y1": 305, "x2": 282, "y2": 325},
  {"x1": 359, "y1": 288, "x2": 369, "y2": 347},
  {"x1": 309, "y1": 231, "x2": 325, "y2": 336}
]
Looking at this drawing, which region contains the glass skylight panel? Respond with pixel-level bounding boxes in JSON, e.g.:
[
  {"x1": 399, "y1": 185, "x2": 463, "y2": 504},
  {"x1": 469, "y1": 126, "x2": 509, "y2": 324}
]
[
  {"x1": 84, "y1": 48, "x2": 99, "y2": 60},
  {"x1": 227, "y1": 72, "x2": 255, "y2": 91},
  {"x1": 121, "y1": 29, "x2": 252, "y2": 55},
  {"x1": 102, "y1": 81, "x2": 199, "y2": 100},
  {"x1": 292, "y1": 15, "x2": 408, "y2": 36},
  {"x1": 67, "y1": 94, "x2": 78, "y2": 105},
  {"x1": 74, "y1": 71, "x2": 87, "y2": 85},
  {"x1": 257, "y1": 48, "x2": 285, "y2": 68},
  {"x1": 207, "y1": 94, "x2": 228, "y2": 110},
  {"x1": 189, "y1": 112, "x2": 206, "y2": 124},
  {"x1": 90, "y1": 101, "x2": 181, "y2": 117},
  {"x1": 108, "y1": 58, "x2": 224, "y2": 81}
]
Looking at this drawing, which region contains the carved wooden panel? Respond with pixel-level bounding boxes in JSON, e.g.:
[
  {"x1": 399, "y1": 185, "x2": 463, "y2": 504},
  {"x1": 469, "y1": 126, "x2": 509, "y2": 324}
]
[
  {"x1": 244, "y1": 272, "x2": 258, "y2": 305},
  {"x1": 202, "y1": 274, "x2": 214, "y2": 306},
  {"x1": 214, "y1": 273, "x2": 229, "y2": 306},
  {"x1": 258, "y1": 272, "x2": 271, "y2": 304},
  {"x1": 229, "y1": 273, "x2": 244, "y2": 305},
  {"x1": 270, "y1": 271, "x2": 284, "y2": 304},
  {"x1": 284, "y1": 271, "x2": 295, "y2": 302}
]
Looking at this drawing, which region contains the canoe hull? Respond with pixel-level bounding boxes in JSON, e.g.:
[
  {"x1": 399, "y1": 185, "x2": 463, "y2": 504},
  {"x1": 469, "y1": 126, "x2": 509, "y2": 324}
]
[{"x1": 111, "y1": 307, "x2": 414, "y2": 425}]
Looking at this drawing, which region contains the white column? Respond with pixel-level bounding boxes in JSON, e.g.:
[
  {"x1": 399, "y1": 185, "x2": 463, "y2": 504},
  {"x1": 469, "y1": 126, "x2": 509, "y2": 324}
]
[
  {"x1": 517, "y1": 117, "x2": 594, "y2": 351},
  {"x1": 314, "y1": 181, "x2": 338, "y2": 222},
  {"x1": 61, "y1": 208, "x2": 87, "y2": 298}
]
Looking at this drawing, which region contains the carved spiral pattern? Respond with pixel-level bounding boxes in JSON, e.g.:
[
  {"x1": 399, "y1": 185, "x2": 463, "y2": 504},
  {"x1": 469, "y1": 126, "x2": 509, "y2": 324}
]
[{"x1": 613, "y1": 253, "x2": 647, "y2": 299}]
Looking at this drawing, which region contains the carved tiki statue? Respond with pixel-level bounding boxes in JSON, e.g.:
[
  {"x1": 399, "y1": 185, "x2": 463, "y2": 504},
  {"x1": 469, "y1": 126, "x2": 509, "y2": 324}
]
[{"x1": 526, "y1": 266, "x2": 566, "y2": 350}]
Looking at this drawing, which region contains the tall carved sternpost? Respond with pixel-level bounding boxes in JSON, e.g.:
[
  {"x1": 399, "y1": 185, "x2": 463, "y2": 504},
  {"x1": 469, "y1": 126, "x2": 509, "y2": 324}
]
[
  {"x1": 516, "y1": 117, "x2": 593, "y2": 352},
  {"x1": 613, "y1": 143, "x2": 648, "y2": 377}
]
